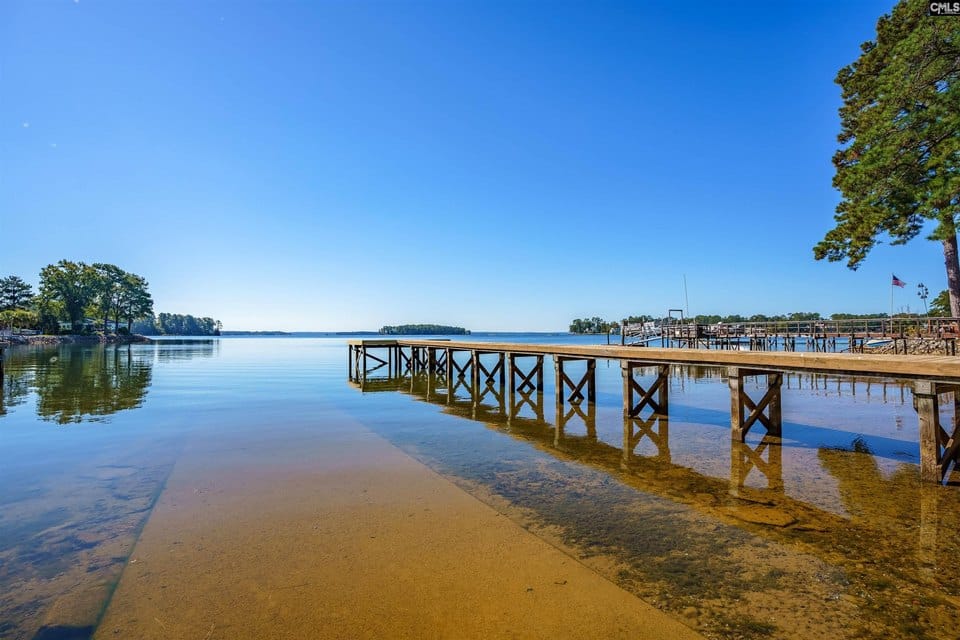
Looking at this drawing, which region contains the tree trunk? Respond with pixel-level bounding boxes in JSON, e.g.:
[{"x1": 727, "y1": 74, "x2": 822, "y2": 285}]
[{"x1": 944, "y1": 232, "x2": 960, "y2": 318}]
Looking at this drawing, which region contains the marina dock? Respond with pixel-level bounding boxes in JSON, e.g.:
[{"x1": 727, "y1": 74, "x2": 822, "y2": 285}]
[
  {"x1": 621, "y1": 316, "x2": 960, "y2": 352},
  {"x1": 348, "y1": 339, "x2": 960, "y2": 484}
]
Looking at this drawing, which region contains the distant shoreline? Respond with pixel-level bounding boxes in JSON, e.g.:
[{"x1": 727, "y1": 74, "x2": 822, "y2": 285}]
[
  {"x1": 220, "y1": 331, "x2": 381, "y2": 336},
  {"x1": 1, "y1": 334, "x2": 151, "y2": 346}
]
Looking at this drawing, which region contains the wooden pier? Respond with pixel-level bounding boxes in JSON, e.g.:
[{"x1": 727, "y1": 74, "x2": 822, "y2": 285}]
[
  {"x1": 348, "y1": 339, "x2": 960, "y2": 484},
  {"x1": 621, "y1": 316, "x2": 960, "y2": 353}
]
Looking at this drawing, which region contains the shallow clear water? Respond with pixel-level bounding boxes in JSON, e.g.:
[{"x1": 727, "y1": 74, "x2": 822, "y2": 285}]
[{"x1": 1, "y1": 335, "x2": 959, "y2": 639}]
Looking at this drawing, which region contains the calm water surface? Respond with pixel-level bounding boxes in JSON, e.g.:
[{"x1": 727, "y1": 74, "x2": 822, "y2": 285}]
[{"x1": 1, "y1": 335, "x2": 958, "y2": 639}]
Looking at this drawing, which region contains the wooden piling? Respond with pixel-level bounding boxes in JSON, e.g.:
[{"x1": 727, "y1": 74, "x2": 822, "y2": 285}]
[
  {"x1": 728, "y1": 367, "x2": 782, "y2": 441},
  {"x1": 915, "y1": 380, "x2": 940, "y2": 483}
]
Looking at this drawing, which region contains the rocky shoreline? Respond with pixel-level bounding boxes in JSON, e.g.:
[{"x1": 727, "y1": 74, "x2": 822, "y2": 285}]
[
  {"x1": 0, "y1": 334, "x2": 152, "y2": 346},
  {"x1": 862, "y1": 338, "x2": 958, "y2": 355}
]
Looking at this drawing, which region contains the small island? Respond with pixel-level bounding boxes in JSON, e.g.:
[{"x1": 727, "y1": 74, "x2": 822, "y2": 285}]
[{"x1": 379, "y1": 324, "x2": 469, "y2": 335}]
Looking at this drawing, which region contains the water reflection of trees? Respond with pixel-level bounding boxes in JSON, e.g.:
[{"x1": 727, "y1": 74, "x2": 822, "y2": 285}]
[
  {"x1": 33, "y1": 346, "x2": 152, "y2": 424},
  {"x1": 0, "y1": 354, "x2": 32, "y2": 417},
  {"x1": 2, "y1": 342, "x2": 217, "y2": 424},
  {"x1": 152, "y1": 339, "x2": 218, "y2": 362}
]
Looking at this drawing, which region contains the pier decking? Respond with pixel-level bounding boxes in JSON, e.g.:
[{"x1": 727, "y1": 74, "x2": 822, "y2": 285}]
[{"x1": 348, "y1": 339, "x2": 960, "y2": 484}]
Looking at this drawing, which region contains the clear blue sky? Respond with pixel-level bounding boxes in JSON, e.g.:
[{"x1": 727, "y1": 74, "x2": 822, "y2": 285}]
[{"x1": 1, "y1": 0, "x2": 941, "y2": 331}]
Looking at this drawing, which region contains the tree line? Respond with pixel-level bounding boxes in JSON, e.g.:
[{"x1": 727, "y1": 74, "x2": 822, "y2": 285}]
[
  {"x1": 572, "y1": 297, "x2": 955, "y2": 334},
  {"x1": 0, "y1": 261, "x2": 152, "y2": 334},
  {"x1": 814, "y1": 0, "x2": 960, "y2": 317},
  {"x1": 132, "y1": 314, "x2": 221, "y2": 336},
  {"x1": 569, "y1": 317, "x2": 618, "y2": 334},
  {"x1": 0, "y1": 261, "x2": 220, "y2": 336},
  {"x1": 379, "y1": 324, "x2": 469, "y2": 335}
]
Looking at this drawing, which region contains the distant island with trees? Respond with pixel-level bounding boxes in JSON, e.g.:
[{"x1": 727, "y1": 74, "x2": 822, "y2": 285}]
[
  {"x1": 379, "y1": 324, "x2": 469, "y2": 335},
  {"x1": 0, "y1": 260, "x2": 221, "y2": 340}
]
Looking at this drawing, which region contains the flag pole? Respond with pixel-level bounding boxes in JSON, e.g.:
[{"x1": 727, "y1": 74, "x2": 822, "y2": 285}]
[{"x1": 890, "y1": 280, "x2": 894, "y2": 317}]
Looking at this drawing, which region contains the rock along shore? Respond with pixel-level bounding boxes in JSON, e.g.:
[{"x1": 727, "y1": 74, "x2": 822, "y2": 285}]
[{"x1": 862, "y1": 338, "x2": 957, "y2": 355}]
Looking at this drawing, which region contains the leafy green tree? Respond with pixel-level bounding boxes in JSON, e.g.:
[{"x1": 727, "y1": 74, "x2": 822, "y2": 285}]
[
  {"x1": 34, "y1": 297, "x2": 65, "y2": 334},
  {"x1": 0, "y1": 275, "x2": 34, "y2": 311},
  {"x1": 379, "y1": 324, "x2": 467, "y2": 335},
  {"x1": 151, "y1": 313, "x2": 220, "y2": 335},
  {"x1": 568, "y1": 317, "x2": 615, "y2": 333},
  {"x1": 74, "y1": 264, "x2": 153, "y2": 333},
  {"x1": 929, "y1": 290, "x2": 951, "y2": 317},
  {"x1": 813, "y1": 0, "x2": 960, "y2": 316},
  {"x1": 116, "y1": 273, "x2": 153, "y2": 331},
  {"x1": 831, "y1": 312, "x2": 889, "y2": 319},
  {"x1": 39, "y1": 260, "x2": 98, "y2": 332},
  {"x1": 90, "y1": 263, "x2": 124, "y2": 331},
  {"x1": 0, "y1": 309, "x2": 39, "y2": 332},
  {"x1": 131, "y1": 315, "x2": 160, "y2": 335}
]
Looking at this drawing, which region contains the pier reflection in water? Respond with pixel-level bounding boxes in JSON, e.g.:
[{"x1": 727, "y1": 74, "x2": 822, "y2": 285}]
[
  {"x1": 0, "y1": 341, "x2": 216, "y2": 640},
  {"x1": 351, "y1": 360, "x2": 960, "y2": 640}
]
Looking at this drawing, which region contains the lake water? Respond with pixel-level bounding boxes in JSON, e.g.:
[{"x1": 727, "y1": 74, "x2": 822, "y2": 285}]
[{"x1": 1, "y1": 334, "x2": 959, "y2": 639}]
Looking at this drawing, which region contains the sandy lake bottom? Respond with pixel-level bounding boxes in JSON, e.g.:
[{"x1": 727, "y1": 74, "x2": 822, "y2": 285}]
[{"x1": 2, "y1": 337, "x2": 960, "y2": 639}]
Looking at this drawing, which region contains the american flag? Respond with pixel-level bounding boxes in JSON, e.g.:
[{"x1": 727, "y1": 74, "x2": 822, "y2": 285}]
[{"x1": 892, "y1": 274, "x2": 906, "y2": 288}]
